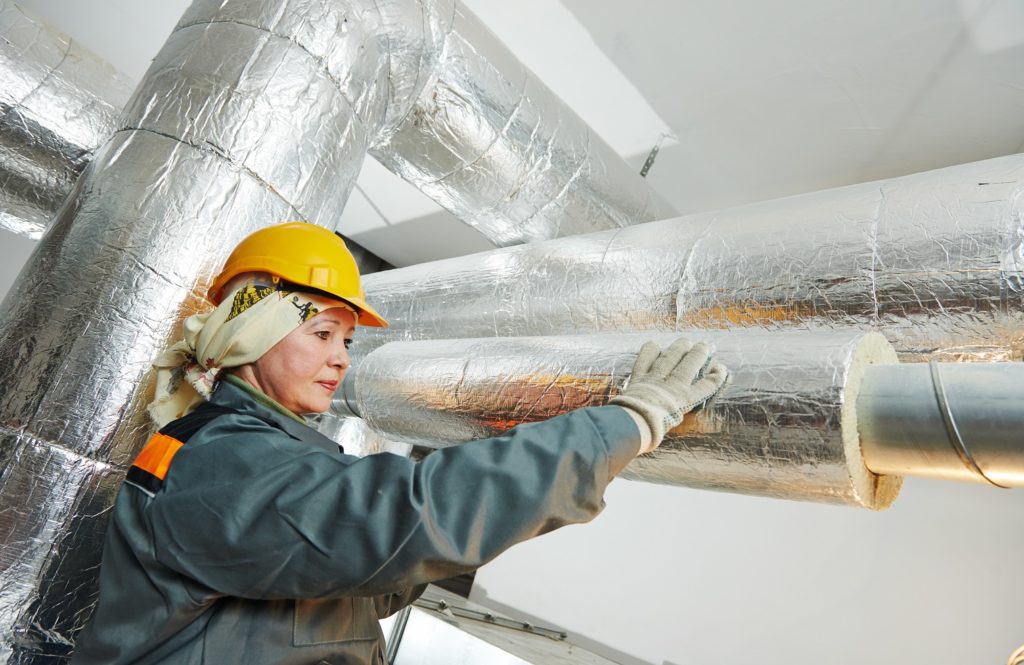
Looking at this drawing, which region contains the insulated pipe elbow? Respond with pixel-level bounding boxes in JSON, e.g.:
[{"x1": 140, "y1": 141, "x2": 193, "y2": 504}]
[
  {"x1": 858, "y1": 362, "x2": 1024, "y2": 488},
  {"x1": 369, "y1": 2, "x2": 675, "y2": 246}
]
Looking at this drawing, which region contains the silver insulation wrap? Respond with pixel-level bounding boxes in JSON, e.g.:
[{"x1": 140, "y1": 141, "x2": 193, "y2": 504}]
[
  {"x1": 371, "y1": 3, "x2": 675, "y2": 245},
  {"x1": 0, "y1": 0, "x2": 669, "y2": 249},
  {"x1": 317, "y1": 412, "x2": 413, "y2": 459},
  {"x1": 344, "y1": 330, "x2": 901, "y2": 509},
  {"x1": 353, "y1": 154, "x2": 1024, "y2": 364},
  {"x1": 0, "y1": 1, "x2": 674, "y2": 656},
  {"x1": 0, "y1": 0, "x2": 440, "y2": 657},
  {"x1": 0, "y1": 1, "x2": 133, "y2": 239}
]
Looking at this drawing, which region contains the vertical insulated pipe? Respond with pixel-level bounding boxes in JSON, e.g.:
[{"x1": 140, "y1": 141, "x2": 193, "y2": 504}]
[
  {"x1": 0, "y1": 1, "x2": 133, "y2": 238},
  {"x1": 0, "y1": 0, "x2": 450, "y2": 658}
]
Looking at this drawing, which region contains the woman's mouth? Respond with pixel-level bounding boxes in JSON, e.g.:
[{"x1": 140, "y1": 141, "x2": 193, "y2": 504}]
[{"x1": 317, "y1": 380, "x2": 339, "y2": 392}]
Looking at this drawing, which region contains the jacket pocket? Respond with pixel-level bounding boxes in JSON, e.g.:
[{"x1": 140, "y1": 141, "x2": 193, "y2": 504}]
[{"x1": 293, "y1": 597, "x2": 379, "y2": 646}]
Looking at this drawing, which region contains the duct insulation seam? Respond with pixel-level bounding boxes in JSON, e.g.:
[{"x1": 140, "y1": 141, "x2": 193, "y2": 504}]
[
  {"x1": 371, "y1": 2, "x2": 675, "y2": 246},
  {"x1": 0, "y1": 1, "x2": 133, "y2": 238},
  {"x1": 341, "y1": 329, "x2": 902, "y2": 509},
  {"x1": 0, "y1": 0, "x2": 449, "y2": 656},
  {"x1": 351, "y1": 153, "x2": 1024, "y2": 364}
]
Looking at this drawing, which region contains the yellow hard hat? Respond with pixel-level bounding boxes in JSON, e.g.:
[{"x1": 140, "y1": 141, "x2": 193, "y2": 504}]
[{"x1": 207, "y1": 222, "x2": 388, "y2": 327}]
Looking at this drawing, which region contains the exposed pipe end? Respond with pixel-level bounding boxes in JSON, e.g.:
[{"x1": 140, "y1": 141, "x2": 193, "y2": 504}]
[
  {"x1": 858, "y1": 361, "x2": 1024, "y2": 489},
  {"x1": 841, "y1": 332, "x2": 903, "y2": 510}
]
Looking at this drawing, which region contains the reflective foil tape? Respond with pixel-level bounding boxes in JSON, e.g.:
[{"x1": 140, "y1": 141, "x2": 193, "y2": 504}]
[
  {"x1": 344, "y1": 330, "x2": 901, "y2": 509},
  {"x1": 0, "y1": 1, "x2": 133, "y2": 238},
  {"x1": 353, "y1": 154, "x2": 1024, "y2": 363}
]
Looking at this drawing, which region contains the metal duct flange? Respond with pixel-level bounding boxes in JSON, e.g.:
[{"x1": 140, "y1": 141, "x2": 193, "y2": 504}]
[
  {"x1": 0, "y1": 1, "x2": 133, "y2": 238},
  {"x1": 340, "y1": 329, "x2": 902, "y2": 509},
  {"x1": 858, "y1": 361, "x2": 1024, "y2": 488},
  {"x1": 353, "y1": 153, "x2": 1024, "y2": 364}
]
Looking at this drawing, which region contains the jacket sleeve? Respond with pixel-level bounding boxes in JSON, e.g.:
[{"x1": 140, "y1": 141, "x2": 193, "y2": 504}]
[
  {"x1": 374, "y1": 585, "x2": 427, "y2": 619},
  {"x1": 147, "y1": 405, "x2": 640, "y2": 601}
]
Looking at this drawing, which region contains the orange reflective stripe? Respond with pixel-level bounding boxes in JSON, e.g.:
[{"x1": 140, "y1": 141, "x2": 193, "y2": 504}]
[{"x1": 132, "y1": 432, "x2": 183, "y2": 481}]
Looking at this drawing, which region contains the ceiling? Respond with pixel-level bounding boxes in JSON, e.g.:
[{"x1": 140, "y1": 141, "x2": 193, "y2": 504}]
[{"x1": 13, "y1": 0, "x2": 1024, "y2": 268}]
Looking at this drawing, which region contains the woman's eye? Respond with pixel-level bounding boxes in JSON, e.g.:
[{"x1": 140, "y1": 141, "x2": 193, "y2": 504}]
[
  {"x1": 315, "y1": 331, "x2": 330, "y2": 340},
  {"x1": 344, "y1": 338, "x2": 353, "y2": 349}
]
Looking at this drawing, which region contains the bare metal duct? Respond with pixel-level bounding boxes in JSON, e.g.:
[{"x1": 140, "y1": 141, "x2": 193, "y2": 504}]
[
  {"x1": 336, "y1": 330, "x2": 901, "y2": 509},
  {"x1": 0, "y1": 1, "x2": 133, "y2": 238},
  {"x1": 369, "y1": 3, "x2": 675, "y2": 245},
  {"x1": 350, "y1": 154, "x2": 1024, "y2": 364},
  {"x1": 858, "y1": 362, "x2": 1024, "y2": 488}
]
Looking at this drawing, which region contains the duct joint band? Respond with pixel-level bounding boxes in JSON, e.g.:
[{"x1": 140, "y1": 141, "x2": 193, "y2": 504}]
[{"x1": 929, "y1": 360, "x2": 1007, "y2": 489}]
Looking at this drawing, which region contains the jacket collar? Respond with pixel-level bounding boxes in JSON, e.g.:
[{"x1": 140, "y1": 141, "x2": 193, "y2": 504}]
[{"x1": 210, "y1": 376, "x2": 340, "y2": 454}]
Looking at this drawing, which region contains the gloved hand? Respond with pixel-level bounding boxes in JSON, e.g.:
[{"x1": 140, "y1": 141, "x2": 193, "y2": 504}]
[{"x1": 610, "y1": 338, "x2": 728, "y2": 453}]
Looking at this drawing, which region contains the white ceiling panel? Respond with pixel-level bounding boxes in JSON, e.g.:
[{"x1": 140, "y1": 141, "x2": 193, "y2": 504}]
[
  {"x1": 461, "y1": 0, "x2": 675, "y2": 158},
  {"x1": 346, "y1": 209, "x2": 496, "y2": 268},
  {"x1": 335, "y1": 184, "x2": 388, "y2": 237},
  {"x1": 355, "y1": 158, "x2": 447, "y2": 225},
  {"x1": 564, "y1": 0, "x2": 1024, "y2": 214},
  {"x1": 15, "y1": 0, "x2": 190, "y2": 80}
]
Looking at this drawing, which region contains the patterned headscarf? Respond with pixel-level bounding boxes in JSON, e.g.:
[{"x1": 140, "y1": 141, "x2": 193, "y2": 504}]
[{"x1": 147, "y1": 275, "x2": 355, "y2": 427}]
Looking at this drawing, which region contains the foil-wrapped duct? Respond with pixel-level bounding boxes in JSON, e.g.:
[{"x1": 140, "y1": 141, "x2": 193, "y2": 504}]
[
  {"x1": 338, "y1": 330, "x2": 901, "y2": 509},
  {"x1": 370, "y1": 3, "x2": 675, "y2": 245},
  {"x1": 0, "y1": 1, "x2": 671, "y2": 656},
  {"x1": 316, "y1": 413, "x2": 413, "y2": 459},
  {"x1": 353, "y1": 154, "x2": 1024, "y2": 364},
  {"x1": 0, "y1": 0, "x2": 444, "y2": 657},
  {"x1": 1, "y1": 0, "x2": 671, "y2": 248},
  {"x1": 0, "y1": 1, "x2": 133, "y2": 238}
]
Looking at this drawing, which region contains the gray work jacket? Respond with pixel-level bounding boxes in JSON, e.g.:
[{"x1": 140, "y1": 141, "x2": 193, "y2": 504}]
[{"x1": 72, "y1": 378, "x2": 640, "y2": 664}]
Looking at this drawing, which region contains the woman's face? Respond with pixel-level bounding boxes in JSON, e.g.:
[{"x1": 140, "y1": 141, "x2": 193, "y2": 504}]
[{"x1": 244, "y1": 306, "x2": 356, "y2": 414}]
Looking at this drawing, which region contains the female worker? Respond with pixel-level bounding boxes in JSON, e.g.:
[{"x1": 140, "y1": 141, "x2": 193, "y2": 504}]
[{"x1": 72, "y1": 222, "x2": 726, "y2": 664}]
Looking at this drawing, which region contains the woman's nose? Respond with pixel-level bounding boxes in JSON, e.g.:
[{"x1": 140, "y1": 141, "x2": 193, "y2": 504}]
[{"x1": 330, "y1": 343, "x2": 350, "y2": 370}]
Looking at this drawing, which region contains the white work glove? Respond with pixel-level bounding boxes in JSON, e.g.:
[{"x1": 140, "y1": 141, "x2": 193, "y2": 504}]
[{"x1": 610, "y1": 338, "x2": 728, "y2": 453}]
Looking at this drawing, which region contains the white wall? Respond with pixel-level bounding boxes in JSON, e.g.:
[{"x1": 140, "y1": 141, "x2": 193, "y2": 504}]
[
  {"x1": 472, "y1": 475, "x2": 1024, "y2": 664},
  {"x1": 0, "y1": 230, "x2": 36, "y2": 305}
]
